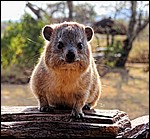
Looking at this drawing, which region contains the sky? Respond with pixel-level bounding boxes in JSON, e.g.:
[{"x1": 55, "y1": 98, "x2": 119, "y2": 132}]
[
  {"x1": 1, "y1": 1, "x2": 149, "y2": 21},
  {"x1": 0, "y1": 1, "x2": 120, "y2": 21}
]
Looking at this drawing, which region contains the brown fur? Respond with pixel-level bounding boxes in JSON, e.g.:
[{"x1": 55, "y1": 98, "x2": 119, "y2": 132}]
[{"x1": 30, "y1": 21, "x2": 101, "y2": 118}]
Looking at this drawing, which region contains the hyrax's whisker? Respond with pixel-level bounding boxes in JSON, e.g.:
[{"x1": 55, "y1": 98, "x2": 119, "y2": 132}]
[
  {"x1": 60, "y1": 57, "x2": 65, "y2": 62},
  {"x1": 75, "y1": 57, "x2": 80, "y2": 61}
]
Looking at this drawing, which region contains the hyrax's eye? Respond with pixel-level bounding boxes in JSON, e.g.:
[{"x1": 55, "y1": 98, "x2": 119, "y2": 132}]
[
  {"x1": 57, "y1": 42, "x2": 64, "y2": 49},
  {"x1": 77, "y1": 42, "x2": 83, "y2": 50}
]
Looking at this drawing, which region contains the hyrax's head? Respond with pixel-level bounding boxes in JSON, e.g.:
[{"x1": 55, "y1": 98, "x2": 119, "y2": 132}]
[{"x1": 42, "y1": 22, "x2": 94, "y2": 72}]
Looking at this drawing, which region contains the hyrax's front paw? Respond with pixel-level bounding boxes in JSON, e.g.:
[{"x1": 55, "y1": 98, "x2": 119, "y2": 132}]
[
  {"x1": 39, "y1": 105, "x2": 54, "y2": 112},
  {"x1": 71, "y1": 109, "x2": 84, "y2": 119}
]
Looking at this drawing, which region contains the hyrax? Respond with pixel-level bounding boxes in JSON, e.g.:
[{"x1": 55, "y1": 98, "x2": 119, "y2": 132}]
[{"x1": 30, "y1": 21, "x2": 101, "y2": 118}]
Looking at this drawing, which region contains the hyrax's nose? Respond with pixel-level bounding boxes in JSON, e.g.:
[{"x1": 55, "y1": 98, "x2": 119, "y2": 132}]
[{"x1": 66, "y1": 50, "x2": 75, "y2": 63}]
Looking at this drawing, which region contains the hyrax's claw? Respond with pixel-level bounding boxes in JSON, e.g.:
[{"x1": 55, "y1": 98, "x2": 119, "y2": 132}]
[
  {"x1": 39, "y1": 106, "x2": 54, "y2": 112},
  {"x1": 77, "y1": 112, "x2": 84, "y2": 119},
  {"x1": 71, "y1": 110, "x2": 84, "y2": 119}
]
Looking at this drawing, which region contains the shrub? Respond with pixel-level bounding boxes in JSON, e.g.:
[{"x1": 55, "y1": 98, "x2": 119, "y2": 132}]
[{"x1": 1, "y1": 13, "x2": 46, "y2": 70}]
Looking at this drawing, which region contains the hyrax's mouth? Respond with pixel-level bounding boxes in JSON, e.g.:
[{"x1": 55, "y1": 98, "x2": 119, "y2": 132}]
[
  {"x1": 60, "y1": 57, "x2": 80, "y2": 64},
  {"x1": 58, "y1": 56, "x2": 81, "y2": 70},
  {"x1": 51, "y1": 56, "x2": 88, "y2": 71}
]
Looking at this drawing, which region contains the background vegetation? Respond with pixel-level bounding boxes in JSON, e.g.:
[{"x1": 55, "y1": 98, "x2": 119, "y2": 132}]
[{"x1": 1, "y1": 1, "x2": 149, "y2": 83}]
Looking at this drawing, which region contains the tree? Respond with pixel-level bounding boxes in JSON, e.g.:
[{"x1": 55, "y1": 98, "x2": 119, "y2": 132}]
[
  {"x1": 115, "y1": 1, "x2": 149, "y2": 67},
  {"x1": 26, "y1": 1, "x2": 69, "y2": 22},
  {"x1": 25, "y1": 1, "x2": 96, "y2": 24},
  {"x1": 73, "y1": 2, "x2": 96, "y2": 24}
]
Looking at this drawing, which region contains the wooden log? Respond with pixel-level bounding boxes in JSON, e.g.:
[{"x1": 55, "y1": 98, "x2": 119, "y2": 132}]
[
  {"x1": 117, "y1": 115, "x2": 149, "y2": 138},
  {"x1": 1, "y1": 106, "x2": 131, "y2": 138}
]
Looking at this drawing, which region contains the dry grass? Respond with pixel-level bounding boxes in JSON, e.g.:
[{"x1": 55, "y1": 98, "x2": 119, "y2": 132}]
[
  {"x1": 128, "y1": 40, "x2": 149, "y2": 63},
  {"x1": 97, "y1": 63, "x2": 149, "y2": 120}
]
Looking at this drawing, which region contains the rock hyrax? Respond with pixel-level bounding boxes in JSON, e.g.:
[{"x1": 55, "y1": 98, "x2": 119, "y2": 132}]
[{"x1": 30, "y1": 21, "x2": 101, "y2": 118}]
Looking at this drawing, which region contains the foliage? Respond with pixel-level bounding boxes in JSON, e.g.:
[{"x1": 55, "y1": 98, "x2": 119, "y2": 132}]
[
  {"x1": 104, "y1": 40, "x2": 124, "y2": 67},
  {"x1": 1, "y1": 13, "x2": 46, "y2": 70}
]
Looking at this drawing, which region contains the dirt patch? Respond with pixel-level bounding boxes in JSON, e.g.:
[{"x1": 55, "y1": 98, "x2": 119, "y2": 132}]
[{"x1": 1, "y1": 75, "x2": 30, "y2": 84}]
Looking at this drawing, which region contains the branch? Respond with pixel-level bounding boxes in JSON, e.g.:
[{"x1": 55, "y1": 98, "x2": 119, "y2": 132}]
[
  {"x1": 46, "y1": 2, "x2": 66, "y2": 17},
  {"x1": 25, "y1": 2, "x2": 47, "y2": 19},
  {"x1": 132, "y1": 17, "x2": 149, "y2": 41},
  {"x1": 26, "y1": 2, "x2": 41, "y2": 19}
]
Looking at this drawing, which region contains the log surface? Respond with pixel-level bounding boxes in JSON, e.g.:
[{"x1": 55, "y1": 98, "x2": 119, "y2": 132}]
[
  {"x1": 1, "y1": 106, "x2": 131, "y2": 138},
  {"x1": 117, "y1": 115, "x2": 149, "y2": 138}
]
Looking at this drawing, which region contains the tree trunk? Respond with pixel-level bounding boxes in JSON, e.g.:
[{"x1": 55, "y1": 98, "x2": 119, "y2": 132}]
[
  {"x1": 115, "y1": 39, "x2": 132, "y2": 67},
  {"x1": 106, "y1": 28, "x2": 110, "y2": 46},
  {"x1": 115, "y1": 1, "x2": 136, "y2": 67},
  {"x1": 67, "y1": 1, "x2": 73, "y2": 21},
  {"x1": 106, "y1": 33, "x2": 110, "y2": 46},
  {"x1": 111, "y1": 35, "x2": 115, "y2": 46}
]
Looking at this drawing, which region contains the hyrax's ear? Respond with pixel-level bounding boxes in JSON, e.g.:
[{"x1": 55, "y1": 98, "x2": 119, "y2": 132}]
[
  {"x1": 85, "y1": 26, "x2": 94, "y2": 42},
  {"x1": 42, "y1": 25, "x2": 53, "y2": 41}
]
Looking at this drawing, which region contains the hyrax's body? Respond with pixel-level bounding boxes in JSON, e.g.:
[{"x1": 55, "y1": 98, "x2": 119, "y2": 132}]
[{"x1": 30, "y1": 22, "x2": 101, "y2": 118}]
